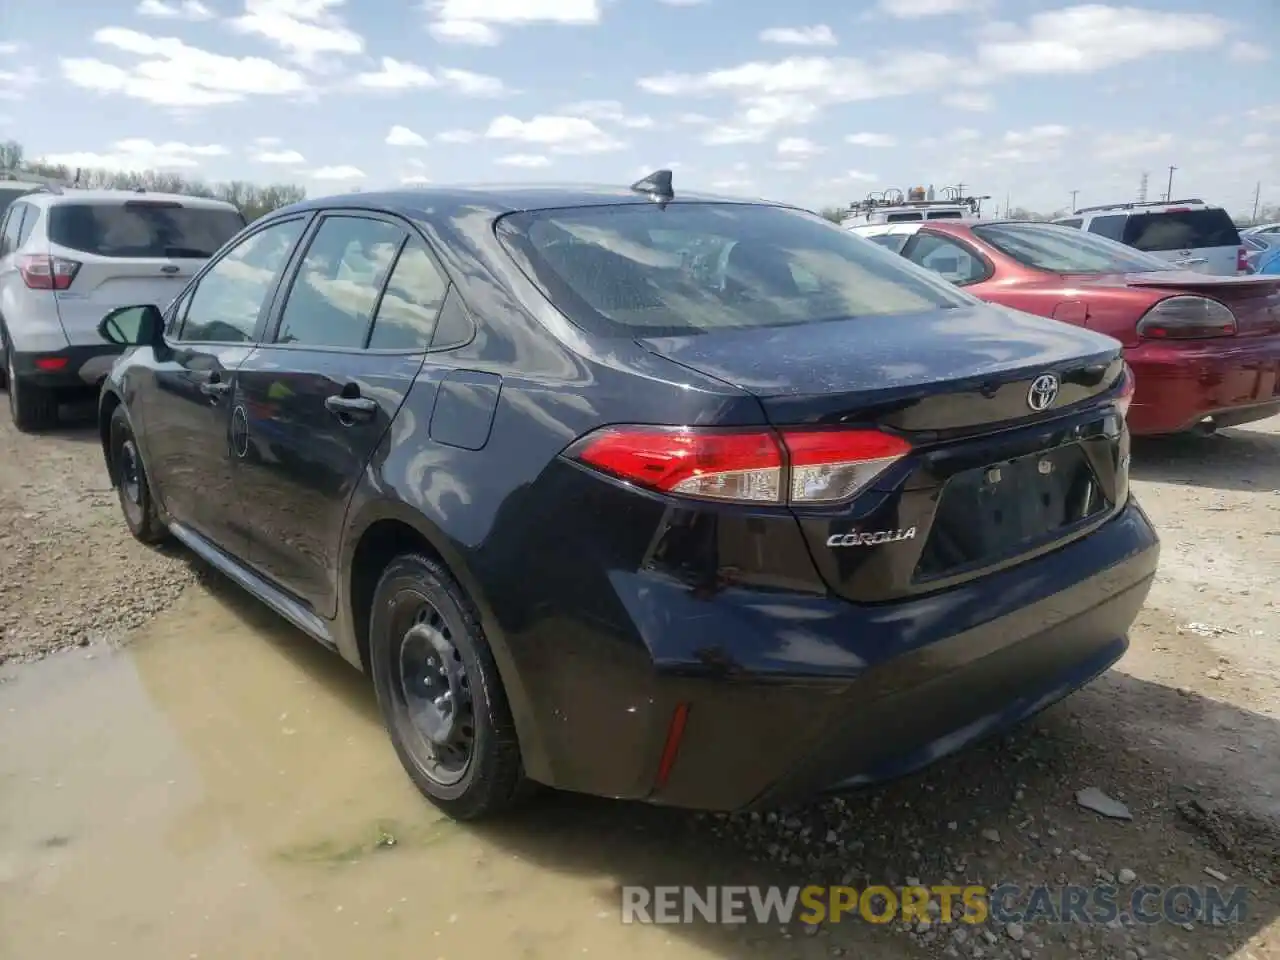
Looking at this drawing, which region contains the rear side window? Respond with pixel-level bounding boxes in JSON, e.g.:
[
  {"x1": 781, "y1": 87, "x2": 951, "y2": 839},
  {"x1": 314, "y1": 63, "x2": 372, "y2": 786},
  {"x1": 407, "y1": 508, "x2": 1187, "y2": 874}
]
[
  {"x1": 885, "y1": 212, "x2": 923, "y2": 222},
  {"x1": 926, "y1": 211, "x2": 962, "y2": 220},
  {"x1": 1056, "y1": 218, "x2": 1083, "y2": 229},
  {"x1": 0, "y1": 186, "x2": 34, "y2": 217},
  {"x1": 499, "y1": 202, "x2": 974, "y2": 337},
  {"x1": 48, "y1": 201, "x2": 246, "y2": 259},
  {"x1": 1122, "y1": 209, "x2": 1241, "y2": 251},
  {"x1": 275, "y1": 216, "x2": 405, "y2": 349},
  {"x1": 866, "y1": 233, "x2": 908, "y2": 254},
  {"x1": 1086, "y1": 215, "x2": 1127, "y2": 241},
  {"x1": 369, "y1": 240, "x2": 449, "y2": 350},
  {"x1": 905, "y1": 233, "x2": 989, "y2": 285},
  {"x1": 15, "y1": 203, "x2": 37, "y2": 246},
  {"x1": 973, "y1": 222, "x2": 1174, "y2": 274},
  {"x1": 0, "y1": 203, "x2": 26, "y2": 255}
]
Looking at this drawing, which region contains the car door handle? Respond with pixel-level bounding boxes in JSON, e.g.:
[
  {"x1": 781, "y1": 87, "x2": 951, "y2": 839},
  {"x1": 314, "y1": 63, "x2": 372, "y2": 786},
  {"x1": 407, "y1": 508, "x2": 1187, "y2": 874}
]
[
  {"x1": 1174, "y1": 257, "x2": 1208, "y2": 266},
  {"x1": 199, "y1": 380, "x2": 231, "y2": 398},
  {"x1": 324, "y1": 394, "x2": 377, "y2": 420}
]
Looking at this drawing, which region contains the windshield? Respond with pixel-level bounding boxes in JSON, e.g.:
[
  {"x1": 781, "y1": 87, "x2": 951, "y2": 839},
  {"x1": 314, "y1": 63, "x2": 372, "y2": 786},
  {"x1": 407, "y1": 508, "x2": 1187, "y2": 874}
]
[
  {"x1": 498, "y1": 202, "x2": 975, "y2": 337},
  {"x1": 49, "y1": 201, "x2": 246, "y2": 259},
  {"x1": 972, "y1": 221, "x2": 1176, "y2": 274}
]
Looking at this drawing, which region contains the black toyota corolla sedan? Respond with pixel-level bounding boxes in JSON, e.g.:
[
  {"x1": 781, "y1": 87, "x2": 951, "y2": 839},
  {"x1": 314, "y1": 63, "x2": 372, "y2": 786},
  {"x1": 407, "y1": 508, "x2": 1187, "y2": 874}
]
[{"x1": 96, "y1": 173, "x2": 1158, "y2": 820}]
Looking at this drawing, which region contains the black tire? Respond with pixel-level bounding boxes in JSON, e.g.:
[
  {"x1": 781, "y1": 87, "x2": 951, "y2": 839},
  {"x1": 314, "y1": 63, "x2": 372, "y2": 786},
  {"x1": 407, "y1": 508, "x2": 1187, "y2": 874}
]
[
  {"x1": 5, "y1": 346, "x2": 58, "y2": 432},
  {"x1": 369, "y1": 552, "x2": 526, "y2": 820},
  {"x1": 109, "y1": 405, "x2": 168, "y2": 544}
]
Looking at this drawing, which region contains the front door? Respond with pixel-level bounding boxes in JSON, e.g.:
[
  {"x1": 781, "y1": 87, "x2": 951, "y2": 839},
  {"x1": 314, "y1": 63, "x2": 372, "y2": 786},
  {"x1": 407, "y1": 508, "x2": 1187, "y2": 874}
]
[
  {"x1": 235, "y1": 214, "x2": 449, "y2": 615},
  {"x1": 138, "y1": 215, "x2": 310, "y2": 557}
]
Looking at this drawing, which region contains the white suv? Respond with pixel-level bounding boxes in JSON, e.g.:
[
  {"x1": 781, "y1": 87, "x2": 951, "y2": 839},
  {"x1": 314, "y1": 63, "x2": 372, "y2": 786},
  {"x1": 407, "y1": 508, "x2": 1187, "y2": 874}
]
[
  {"x1": 1054, "y1": 199, "x2": 1247, "y2": 276},
  {"x1": 0, "y1": 188, "x2": 245, "y2": 430}
]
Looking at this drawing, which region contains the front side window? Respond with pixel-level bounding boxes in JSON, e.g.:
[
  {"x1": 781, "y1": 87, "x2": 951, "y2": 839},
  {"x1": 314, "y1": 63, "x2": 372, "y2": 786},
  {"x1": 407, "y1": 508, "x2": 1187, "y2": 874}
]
[
  {"x1": 181, "y1": 218, "x2": 306, "y2": 343},
  {"x1": 48, "y1": 200, "x2": 246, "y2": 259},
  {"x1": 866, "y1": 233, "x2": 908, "y2": 254},
  {"x1": 275, "y1": 216, "x2": 405, "y2": 348},
  {"x1": 905, "y1": 233, "x2": 989, "y2": 285},
  {"x1": 973, "y1": 221, "x2": 1175, "y2": 274},
  {"x1": 498, "y1": 202, "x2": 974, "y2": 337}
]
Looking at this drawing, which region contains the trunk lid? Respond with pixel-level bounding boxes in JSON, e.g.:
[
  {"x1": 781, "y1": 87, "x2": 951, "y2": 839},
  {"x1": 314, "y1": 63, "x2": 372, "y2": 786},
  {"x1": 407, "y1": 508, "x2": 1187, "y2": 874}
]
[
  {"x1": 638, "y1": 303, "x2": 1123, "y2": 432},
  {"x1": 639, "y1": 304, "x2": 1130, "y2": 604}
]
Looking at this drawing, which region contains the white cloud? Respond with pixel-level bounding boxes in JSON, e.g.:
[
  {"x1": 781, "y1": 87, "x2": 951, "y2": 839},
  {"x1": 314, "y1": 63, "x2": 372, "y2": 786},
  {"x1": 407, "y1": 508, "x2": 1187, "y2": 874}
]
[
  {"x1": 41, "y1": 138, "x2": 228, "y2": 172},
  {"x1": 61, "y1": 28, "x2": 309, "y2": 107},
  {"x1": 230, "y1": 0, "x2": 364, "y2": 65},
  {"x1": 831, "y1": 169, "x2": 877, "y2": 183},
  {"x1": 0, "y1": 43, "x2": 19, "y2": 55},
  {"x1": 312, "y1": 164, "x2": 365, "y2": 180},
  {"x1": 942, "y1": 91, "x2": 992, "y2": 112},
  {"x1": 1247, "y1": 104, "x2": 1280, "y2": 124},
  {"x1": 561, "y1": 99, "x2": 654, "y2": 128},
  {"x1": 485, "y1": 114, "x2": 624, "y2": 154},
  {"x1": 0, "y1": 65, "x2": 39, "y2": 102},
  {"x1": 136, "y1": 0, "x2": 215, "y2": 20},
  {"x1": 657, "y1": 0, "x2": 707, "y2": 5},
  {"x1": 1229, "y1": 41, "x2": 1269, "y2": 63},
  {"x1": 427, "y1": 0, "x2": 601, "y2": 46},
  {"x1": 437, "y1": 129, "x2": 478, "y2": 143},
  {"x1": 878, "y1": 0, "x2": 986, "y2": 18},
  {"x1": 356, "y1": 57, "x2": 437, "y2": 89},
  {"x1": 759, "y1": 25, "x2": 837, "y2": 46},
  {"x1": 776, "y1": 137, "x2": 823, "y2": 157},
  {"x1": 252, "y1": 148, "x2": 306, "y2": 163},
  {"x1": 1242, "y1": 132, "x2": 1272, "y2": 149},
  {"x1": 984, "y1": 124, "x2": 1072, "y2": 163},
  {"x1": 1092, "y1": 130, "x2": 1175, "y2": 162},
  {"x1": 845, "y1": 132, "x2": 896, "y2": 147},
  {"x1": 977, "y1": 7, "x2": 1230, "y2": 75},
  {"x1": 439, "y1": 67, "x2": 508, "y2": 96},
  {"x1": 386, "y1": 125, "x2": 429, "y2": 147},
  {"x1": 497, "y1": 154, "x2": 551, "y2": 168}
]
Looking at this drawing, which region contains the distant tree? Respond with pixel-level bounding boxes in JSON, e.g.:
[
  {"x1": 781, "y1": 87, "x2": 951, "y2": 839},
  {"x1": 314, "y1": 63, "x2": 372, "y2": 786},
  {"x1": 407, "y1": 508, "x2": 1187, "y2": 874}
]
[
  {"x1": 1008, "y1": 207, "x2": 1054, "y2": 221},
  {"x1": 1, "y1": 138, "x2": 305, "y2": 222},
  {"x1": 819, "y1": 206, "x2": 846, "y2": 223}
]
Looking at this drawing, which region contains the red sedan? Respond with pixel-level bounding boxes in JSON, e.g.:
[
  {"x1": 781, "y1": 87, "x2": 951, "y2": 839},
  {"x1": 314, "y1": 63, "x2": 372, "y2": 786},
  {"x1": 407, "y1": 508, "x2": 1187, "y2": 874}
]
[{"x1": 859, "y1": 219, "x2": 1280, "y2": 436}]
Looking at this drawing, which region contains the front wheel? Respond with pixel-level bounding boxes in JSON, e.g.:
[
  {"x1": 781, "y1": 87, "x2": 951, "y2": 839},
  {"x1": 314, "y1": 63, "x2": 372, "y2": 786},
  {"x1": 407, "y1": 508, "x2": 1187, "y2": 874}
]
[
  {"x1": 369, "y1": 552, "x2": 526, "y2": 820},
  {"x1": 110, "y1": 405, "x2": 168, "y2": 544}
]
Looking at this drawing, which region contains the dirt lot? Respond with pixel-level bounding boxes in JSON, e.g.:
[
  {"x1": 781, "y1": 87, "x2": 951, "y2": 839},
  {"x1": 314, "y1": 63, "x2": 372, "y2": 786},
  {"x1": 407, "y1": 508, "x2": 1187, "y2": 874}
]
[{"x1": 1, "y1": 402, "x2": 1278, "y2": 960}]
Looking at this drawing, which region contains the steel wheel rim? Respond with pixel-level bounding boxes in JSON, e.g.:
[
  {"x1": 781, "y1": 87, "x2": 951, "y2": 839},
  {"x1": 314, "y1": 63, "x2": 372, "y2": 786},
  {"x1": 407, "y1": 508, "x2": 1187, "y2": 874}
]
[
  {"x1": 118, "y1": 439, "x2": 143, "y2": 507},
  {"x1": 392, "y1": 596, "x2": 474, "y2": 786}
]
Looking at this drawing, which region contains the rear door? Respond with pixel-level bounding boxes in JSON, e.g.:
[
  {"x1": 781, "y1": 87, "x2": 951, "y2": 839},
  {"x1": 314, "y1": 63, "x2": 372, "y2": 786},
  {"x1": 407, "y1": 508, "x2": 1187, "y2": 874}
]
[
  {"x1": 44, "y1": 198, "x2": 246, "y2": 347},
  {"x1": 234, "y1": 212, "x2": 444, "y2": 616},
  {"x1": 1120, "y1": 208, "x2": 1242, "y2": 276}
]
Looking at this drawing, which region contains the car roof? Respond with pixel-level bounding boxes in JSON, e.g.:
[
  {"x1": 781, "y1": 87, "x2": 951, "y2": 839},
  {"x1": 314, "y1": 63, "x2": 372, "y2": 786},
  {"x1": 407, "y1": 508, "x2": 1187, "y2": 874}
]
[
  {"x1": 1073, "y1": 199, "x2": 1221, "y2": 217},
  {"x1": 24, "y1": 189, "x2": 241, "y2": 211},
  {"x1": 273, "y1": 183, "x2": 784, "y2": 220}
]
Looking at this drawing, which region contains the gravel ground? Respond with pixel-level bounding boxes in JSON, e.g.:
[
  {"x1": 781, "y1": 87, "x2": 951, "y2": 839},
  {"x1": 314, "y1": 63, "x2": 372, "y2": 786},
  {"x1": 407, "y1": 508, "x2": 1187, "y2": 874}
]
[{"x1": 1, "y1": 400, "x2": 1278, "y2": 960}]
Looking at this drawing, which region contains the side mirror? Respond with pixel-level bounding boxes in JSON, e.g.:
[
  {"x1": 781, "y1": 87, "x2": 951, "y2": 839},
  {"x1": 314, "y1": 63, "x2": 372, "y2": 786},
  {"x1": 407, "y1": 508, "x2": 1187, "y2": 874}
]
[{"x1": 98, "y1": 304, "x2": 164, "y2": 348}]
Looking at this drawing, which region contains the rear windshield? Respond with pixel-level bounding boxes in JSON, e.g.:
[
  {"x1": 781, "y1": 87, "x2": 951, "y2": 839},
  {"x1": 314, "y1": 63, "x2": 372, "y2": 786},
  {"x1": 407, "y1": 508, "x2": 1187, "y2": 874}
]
[
  {"x1": 48, "y1": 201, "x2": 246, "y2": 259},
  {"x1": 498, "y1": 202, "x2": 974, "y2": 337},
  {"x1": 972, "y1": 221, "x2": 1176, "y2": 274},
  {"x1": 1121, "y1": 208, "x2": 1241, "y2": 251}
]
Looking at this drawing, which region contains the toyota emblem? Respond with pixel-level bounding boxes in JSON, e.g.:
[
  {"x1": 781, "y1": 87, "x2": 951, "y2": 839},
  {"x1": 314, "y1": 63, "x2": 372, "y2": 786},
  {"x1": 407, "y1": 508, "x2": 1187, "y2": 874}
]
[{"x1": 1027, "y1": 373, "x2": 1059, "y2": 412}]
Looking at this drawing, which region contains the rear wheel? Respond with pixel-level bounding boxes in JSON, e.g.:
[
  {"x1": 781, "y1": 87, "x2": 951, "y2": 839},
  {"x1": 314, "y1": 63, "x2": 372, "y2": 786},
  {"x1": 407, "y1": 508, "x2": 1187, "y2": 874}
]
[
  {"x1": 369, "y1": 552, "x2": 526, "y2": 820},
  {"x1": 109, "y1": 405, "x2": 168, "y2": 544},
  {"x1": 6, "y1": 344, "x2": 59, "y2": 432}
]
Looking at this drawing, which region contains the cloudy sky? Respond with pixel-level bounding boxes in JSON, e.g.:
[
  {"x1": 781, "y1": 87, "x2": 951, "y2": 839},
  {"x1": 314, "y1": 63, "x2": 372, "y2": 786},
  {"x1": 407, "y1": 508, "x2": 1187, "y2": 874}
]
[{"x1": 1, "y1": 0, "x2": 1277, "y2": 216}]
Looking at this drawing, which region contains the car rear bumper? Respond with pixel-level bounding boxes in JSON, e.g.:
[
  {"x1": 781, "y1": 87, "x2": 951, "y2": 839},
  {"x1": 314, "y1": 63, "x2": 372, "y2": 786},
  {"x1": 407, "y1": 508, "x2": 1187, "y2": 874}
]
[
  {"x1": 519, "y1": 497, "x2": 1158, "y2": 810},
  {"x1": 9, "y1": 343, "x2": 123, "y2": 389},
  {"x1": 1126, "y1": 335, "x2": 1280, "y2": 434}
]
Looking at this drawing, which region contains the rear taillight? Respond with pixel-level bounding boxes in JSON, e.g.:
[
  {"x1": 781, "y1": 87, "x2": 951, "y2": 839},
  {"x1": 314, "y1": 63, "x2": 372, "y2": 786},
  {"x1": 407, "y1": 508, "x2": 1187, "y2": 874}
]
[
  {"x1": 1136, "y1": 295, "x2": 1236, "y2": 340},
  {"x1": 1237, "y1": 247, "x2": 1249, "y2": 273},
  {"x1": 18, "y1": 254, "x2": 81, "y2": 291},
  {"x1": 566, "y1": 425, "x2": 911, "y2": 505},
  {"x1": 1115, "y1": 363, "x2": 1135, "y2": 419}
]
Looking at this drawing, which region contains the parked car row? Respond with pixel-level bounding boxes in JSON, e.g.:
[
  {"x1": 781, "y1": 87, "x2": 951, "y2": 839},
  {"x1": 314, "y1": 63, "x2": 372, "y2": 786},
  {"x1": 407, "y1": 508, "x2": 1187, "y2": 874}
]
[
  {"x1": 853, "y1": 215, "x2": 1280, "y2": 437},
  {"x1": 0, "y1": 185, "x2": 244, "y2": 430},
  {"x1": 55, "y1": 172, "x2": 1160, "y2": 821}
]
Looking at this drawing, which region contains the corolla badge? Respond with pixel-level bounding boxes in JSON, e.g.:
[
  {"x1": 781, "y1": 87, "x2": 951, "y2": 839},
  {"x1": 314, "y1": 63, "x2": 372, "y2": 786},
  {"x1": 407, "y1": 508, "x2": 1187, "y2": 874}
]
[
  {"x1": 827, "y1": 527, "x2": 917, "y2": 548},
  {"x1": 1027, "y1": 373, "x2": 1060, "y2": 412}
]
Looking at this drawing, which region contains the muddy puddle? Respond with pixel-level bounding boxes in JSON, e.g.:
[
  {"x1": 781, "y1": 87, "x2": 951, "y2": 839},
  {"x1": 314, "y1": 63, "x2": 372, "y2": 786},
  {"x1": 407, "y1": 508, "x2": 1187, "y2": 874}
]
[{"x1": 0, "y1": 581, "x2": 891, "y2": 960}]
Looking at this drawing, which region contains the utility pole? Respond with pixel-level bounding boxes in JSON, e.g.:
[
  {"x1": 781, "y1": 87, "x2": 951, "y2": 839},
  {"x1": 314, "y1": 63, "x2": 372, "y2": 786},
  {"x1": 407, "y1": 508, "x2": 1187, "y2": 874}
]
[
  {"x1": 1165, "y1": 165, "x2": 1177, "y2": 202},
  {"x1": 1253, "y1": 181, "x2": 1262, "y2": 223},
  {"x1": 1138, "y1": 171, "x2": 1149, "y2": 202},
  {"x1": 1070, "y1": 189, "x2": 1079, "y2": 212}
]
